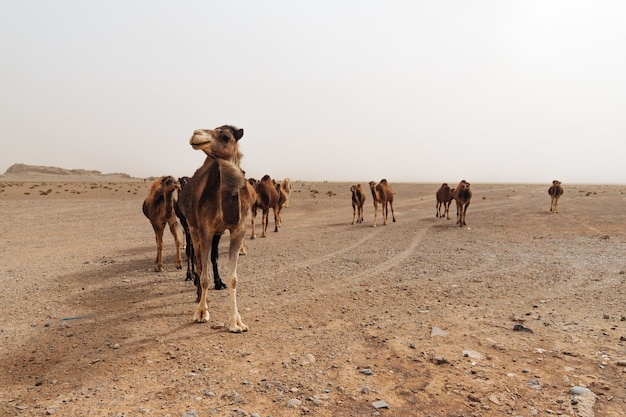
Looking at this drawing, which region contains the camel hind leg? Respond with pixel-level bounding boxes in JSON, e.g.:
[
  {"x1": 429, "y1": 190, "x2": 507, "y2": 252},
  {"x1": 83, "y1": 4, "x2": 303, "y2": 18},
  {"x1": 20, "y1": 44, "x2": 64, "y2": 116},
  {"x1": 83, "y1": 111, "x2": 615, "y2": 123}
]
[
  {"x1": 389, "y1": 201, "x2": 396, "y2": 223},
  {"x1": 151, "y1": 223, "x2": 165, "y2": 272},
  {"x1": 167, "y1": 219, "x2": 182, "y2": 269},
  {"x1": 273, "y1": 206, "x2": 280, "y2": 232},
  {"x1": 211, "y1": 234, "x2": 226, "y2": 290},
  {"x1": 261, "y1": 210, "x2": 269, "y2": 237}
]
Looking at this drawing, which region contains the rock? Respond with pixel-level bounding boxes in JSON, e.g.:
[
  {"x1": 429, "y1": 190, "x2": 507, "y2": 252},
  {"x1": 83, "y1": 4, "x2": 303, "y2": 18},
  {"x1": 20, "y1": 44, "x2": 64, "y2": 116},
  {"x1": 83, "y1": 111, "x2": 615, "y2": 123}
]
[
  {"x1": 431, "y1": 326, "x2": 447, "y2": 337},
  {"x1": 182, "y1": 411, "x2": 199, "y2": 417},
  {"x1": 359, "y1": 368, "x2": 373, "y2": 375},
  {"x1": 513, "y1": 323, "x2": 533, "y2": 333},
  {"x1": 463, "y1": 349, "x2": 482, "y2": 359},
  {"x1": 372, "y1": 400, "x2": 389, "y2": 409},
  {"x1": 570, "y1": 389, "x2": 597, "y2": 417},
  {"x1": 616, "y1": 360, "x2": 626, "y2": 367},
  {"x1": 489, "y1": 395, "x2": 500, "y2": 405},
  {"x1": 434, "y1": 356, "x2": 449, "y2": 365},
  {"x1": 570, "y1": 386, "x2": 591, "y2": 395},
  {"x1": 301, "y1": 353, "x2": 316, "y2": 365},
  {"x1": 286, "y1": 398, "x2": 301, "y2": 407},
  {"x1": 526, "y1": 380, "x2": 541, "y2": 390}
]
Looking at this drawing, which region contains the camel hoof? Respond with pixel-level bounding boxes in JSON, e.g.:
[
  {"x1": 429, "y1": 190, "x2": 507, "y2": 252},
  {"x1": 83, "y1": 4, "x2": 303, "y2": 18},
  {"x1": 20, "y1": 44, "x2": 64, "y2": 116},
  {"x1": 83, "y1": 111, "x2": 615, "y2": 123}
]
[
  {"x1": 228, "y1": 322, "x2": 248, "y2": 333},
  {"x1": 193, "y1": 308, "x2": 210, "y2": 323},
  {"x1": 176, "y1": 264, "x2": 182, "y2": 270},
  {"x1": 214, "y1": 281, "x2": 227, "y2": 290}
]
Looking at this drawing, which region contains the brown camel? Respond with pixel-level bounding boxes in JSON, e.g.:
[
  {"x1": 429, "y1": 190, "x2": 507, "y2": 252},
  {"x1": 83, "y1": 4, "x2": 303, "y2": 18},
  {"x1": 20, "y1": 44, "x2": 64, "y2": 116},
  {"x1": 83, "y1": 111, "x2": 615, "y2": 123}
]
[
  {"x1": 435, "y1": 183, "x2": 454, "y2": 219},
  {"x1": 548, "y1": 180, "x2": 564, "y2": 213},
  {"x1": 274, "y1": 179, "x2": 288, "y2": 227},
  {"x1": 280, "y1": 178, "x2": 292, "y2": 207},
  {"x1": 452, "y1": 180, "x2": 472, "y2": 227},
  {"x1": 350, "y1": 184, "x2": 366, "y2": 224},
  {"x1": 142, "y1": 176, "x2": 182, "y2": 272},
  {"x1": 368, "y1": 179, "x2": 396, "y2": 227},
  {"x1": 177, "y1": 125, "x2": 253, "y2": 330},
  {"x1": 249, "y1": 175, "x2": 280, "y2": 238}
]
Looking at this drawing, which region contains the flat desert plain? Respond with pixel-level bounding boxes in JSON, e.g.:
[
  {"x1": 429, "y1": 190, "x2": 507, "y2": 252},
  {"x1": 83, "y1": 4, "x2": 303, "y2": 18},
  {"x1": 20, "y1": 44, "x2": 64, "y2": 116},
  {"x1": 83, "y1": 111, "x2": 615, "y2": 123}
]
[{"x1": 0, "y1": 176, "x2": 625, "y2": 417}]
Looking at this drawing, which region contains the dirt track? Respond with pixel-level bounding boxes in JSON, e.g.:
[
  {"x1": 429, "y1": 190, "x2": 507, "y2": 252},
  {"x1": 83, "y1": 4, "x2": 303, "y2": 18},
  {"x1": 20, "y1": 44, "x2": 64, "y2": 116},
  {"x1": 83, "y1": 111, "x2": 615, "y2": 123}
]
[{"x1": 1, "y1": 178, "x2": 625, "y2": 416}]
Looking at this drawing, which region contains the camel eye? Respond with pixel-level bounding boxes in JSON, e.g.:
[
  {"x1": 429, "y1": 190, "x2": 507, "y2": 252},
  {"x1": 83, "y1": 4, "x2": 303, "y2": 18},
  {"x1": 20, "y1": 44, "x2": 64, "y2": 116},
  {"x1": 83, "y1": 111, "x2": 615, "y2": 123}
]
[{"x1": 219, "y1": 134, "x2": 230, "y2": 143}]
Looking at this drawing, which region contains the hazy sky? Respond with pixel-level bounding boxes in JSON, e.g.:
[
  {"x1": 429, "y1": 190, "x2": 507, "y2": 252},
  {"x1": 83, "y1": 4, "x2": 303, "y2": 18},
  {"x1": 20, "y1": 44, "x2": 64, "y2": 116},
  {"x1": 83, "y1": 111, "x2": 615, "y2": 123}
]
[{"x1": 1, "y1": 1, "x2": 625, "y2": 184}]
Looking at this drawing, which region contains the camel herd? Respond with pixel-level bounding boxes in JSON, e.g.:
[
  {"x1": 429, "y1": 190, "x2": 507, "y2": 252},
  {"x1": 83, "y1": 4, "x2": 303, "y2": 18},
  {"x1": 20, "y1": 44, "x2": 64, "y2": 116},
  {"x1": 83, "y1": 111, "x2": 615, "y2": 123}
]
[
  {"x1": 141, "y1": 125, "x2": 293, "y2": 330},
  {"x1": 141, "y1": 126, "x2": 565, "y2": 331}
]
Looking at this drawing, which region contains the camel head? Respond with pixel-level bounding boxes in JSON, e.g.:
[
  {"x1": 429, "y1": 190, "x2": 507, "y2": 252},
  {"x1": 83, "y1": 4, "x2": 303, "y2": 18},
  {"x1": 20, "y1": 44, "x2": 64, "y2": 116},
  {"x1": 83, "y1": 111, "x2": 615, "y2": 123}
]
[
  {"x1": 368, "y1": 181, "x2": 377, "y2": 190},
  {"x1": 189, "y1": 125, "x2": 244, "y2": 163},
  {"x1": 161, "y1": 175, "x2": 180, "y2": 192},
  {"x1": 178, "y1": 176, "x2": 190, "y2": 190},
  {"x1": 552, "y1": 180, "x2": 561, "y2": 186}
]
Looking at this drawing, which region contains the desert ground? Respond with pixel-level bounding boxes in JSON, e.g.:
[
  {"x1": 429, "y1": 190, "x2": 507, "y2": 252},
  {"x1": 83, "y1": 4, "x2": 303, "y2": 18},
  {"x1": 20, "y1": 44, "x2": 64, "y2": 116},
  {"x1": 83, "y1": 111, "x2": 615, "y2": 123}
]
[{"x1": 0, "y1": 172, "x2": 625, "y2": 417}]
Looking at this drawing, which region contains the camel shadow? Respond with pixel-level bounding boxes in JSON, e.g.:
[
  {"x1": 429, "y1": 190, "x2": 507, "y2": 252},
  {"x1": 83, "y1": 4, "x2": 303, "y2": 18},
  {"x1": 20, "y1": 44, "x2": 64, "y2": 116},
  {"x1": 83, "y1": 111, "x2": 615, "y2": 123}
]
[{"x1": 0, "y1": 247, "x2": 230, "y2": 400}]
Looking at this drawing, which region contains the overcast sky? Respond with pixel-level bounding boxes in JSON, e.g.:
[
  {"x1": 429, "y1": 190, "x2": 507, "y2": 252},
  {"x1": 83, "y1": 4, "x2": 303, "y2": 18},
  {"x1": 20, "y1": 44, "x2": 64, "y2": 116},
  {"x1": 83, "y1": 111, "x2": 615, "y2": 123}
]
[{"x1": 1, "y1": 1, "x2": 624, "y2": 184}]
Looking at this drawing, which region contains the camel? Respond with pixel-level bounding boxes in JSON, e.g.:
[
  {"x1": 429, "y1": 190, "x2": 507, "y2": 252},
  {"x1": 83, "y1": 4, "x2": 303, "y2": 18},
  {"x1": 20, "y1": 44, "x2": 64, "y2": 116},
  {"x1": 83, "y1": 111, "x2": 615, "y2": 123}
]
[
  {"x1": 177, "y1": 125, "x2": 253, "y2": 331},
  {"x1": 435, "y1": 183, "x2": 454, "y2": 220},
  {"x1": 368, "y1": 179, "x2": 396, "y2": 227},
  {"x1": 249, "y1": 175, "x2": 280, "y2": 238},
  {"x1": 142, "y1": 176, "x2": 183, "y2": 272},
  {"x1": 174, "y1": 176, "x2": 226, "y2": 298},
  {"x1": 452, "y1": 180, "x2": 472, "y2": 227},
  {"x1": 280, "y1": 178, "x2": 292, "y2": 207},
  {"x1": 274, "y1": 179, "x2": 288, "y2": 227},
  {"x1": 350, "y1": 184, "x2": 366, "y2": 224},
  {"x1": 548, "y1": 180, "x2": 564, "y2": 213}
]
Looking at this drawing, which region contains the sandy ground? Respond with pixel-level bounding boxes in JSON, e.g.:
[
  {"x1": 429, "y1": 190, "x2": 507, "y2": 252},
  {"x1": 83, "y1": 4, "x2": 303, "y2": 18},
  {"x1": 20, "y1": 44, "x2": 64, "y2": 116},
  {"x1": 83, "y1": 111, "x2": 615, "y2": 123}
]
[{"x1": 0, "y1": 176, "x2": 625, "y2": 417}]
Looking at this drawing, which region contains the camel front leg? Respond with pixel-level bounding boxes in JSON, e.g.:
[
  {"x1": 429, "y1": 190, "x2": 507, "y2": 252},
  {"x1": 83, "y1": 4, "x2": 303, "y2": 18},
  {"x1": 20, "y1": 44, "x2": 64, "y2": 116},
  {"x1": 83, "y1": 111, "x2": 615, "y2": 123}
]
[
  {"x1": 352, "y1": 204, "x2": 357, "y2": 224},
  {"x1": 152, "y1": 224, "x2": 165, "y2": 272},
  {"x1": 371, "y1": 202, "x2": 378, "y2": 227},
  {"x1": 168, "y1": 220, "x2": 182, "y2": 269},
  {"x1": 390, "y1": 201, "x2": 396, "y2": 223},
  {"x1": 225, "y1": 229, "x2": 247, "y2": 333},
  {"x1": 193, "y1": 237, "x2": 212, "y2": 323},
  {"x1": 250, "y1": 209, "x2": 257, "y2": 239}
]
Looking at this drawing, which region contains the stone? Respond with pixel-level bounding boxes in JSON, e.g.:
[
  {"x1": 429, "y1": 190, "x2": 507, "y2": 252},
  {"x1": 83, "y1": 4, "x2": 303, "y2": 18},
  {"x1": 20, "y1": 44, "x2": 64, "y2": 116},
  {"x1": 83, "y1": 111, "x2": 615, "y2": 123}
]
[
  {"x1": 372, "y1": 400, "x2": 389, "y2": 409},
  {"x1": 286, "y1": 398, "x2": 301, "y2": 407},
  {"x1": 570, "y1": 386, "x2": 591, "y2": 395},
  {"x1": 463, "y1": 349, "x2": 482, "y2": 359},
  {"x1": 431, "y1": 326, "x2": 447, "y2": 337}
]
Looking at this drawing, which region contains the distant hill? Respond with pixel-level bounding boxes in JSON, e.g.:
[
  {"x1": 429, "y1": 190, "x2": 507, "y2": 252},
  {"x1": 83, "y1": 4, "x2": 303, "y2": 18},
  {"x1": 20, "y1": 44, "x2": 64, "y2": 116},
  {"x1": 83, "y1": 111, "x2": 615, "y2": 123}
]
[{"x1": 1, "y1": 163, "x2": 135, "y2": 180}]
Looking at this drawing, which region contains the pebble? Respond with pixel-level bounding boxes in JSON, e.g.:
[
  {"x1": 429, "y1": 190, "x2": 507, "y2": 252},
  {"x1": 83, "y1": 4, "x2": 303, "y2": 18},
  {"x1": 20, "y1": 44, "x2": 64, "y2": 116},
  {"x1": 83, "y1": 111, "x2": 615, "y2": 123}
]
[
  {"x1": 463, "y1": 349, "x2": 482, "y2": 359},
  {"x1": 359, "y1": 368, "x2": 373, "y2": 375},
  {"x1": 616, "y1": 360, "x2": 626, "y2": 367},
  {"x1": 372, "y1": 400, "x2": 389, "y2": 409},
  {"x1": 286, "y1": 398, "x2": 301, "y2": 407},
  {"x1": 182, "y1": 411, "x2": 198, "y2": 417},
  {"x1": 301, "y1": 353, "x2": 316, "y2": 365},
  {"x1": 431, "y1": 326, "x2": 447, "y2": 337},
  {"x1": 570, "y1": 386, "x2": 591, "y2": 395}
]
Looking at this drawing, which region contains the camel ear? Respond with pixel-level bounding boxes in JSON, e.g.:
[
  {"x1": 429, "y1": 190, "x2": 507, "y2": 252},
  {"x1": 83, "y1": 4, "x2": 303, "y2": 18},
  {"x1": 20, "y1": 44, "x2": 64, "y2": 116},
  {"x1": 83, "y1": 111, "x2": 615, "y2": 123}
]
[{"x1": 234, "y1": 128, "x2": 244, "y2": 141}]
